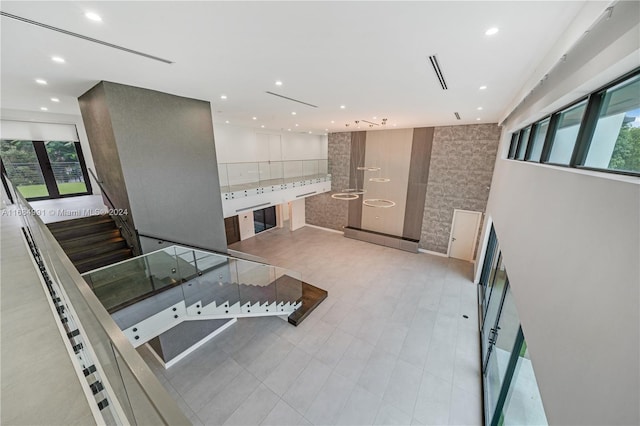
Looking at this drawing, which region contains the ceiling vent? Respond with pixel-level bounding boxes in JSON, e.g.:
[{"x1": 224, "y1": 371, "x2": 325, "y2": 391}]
[
  {"x1": 428, "y1": 55, "x2": 448, "y2": 90},
  {"x1": 454, "y1": 112, "x2": 461, "y2": 120},
  {"x1": 265, "y1": 91, "x2": 318, "y2": 108},
  {"x1": 0, "y1": 12, "x2": 174, "y2": 64}
]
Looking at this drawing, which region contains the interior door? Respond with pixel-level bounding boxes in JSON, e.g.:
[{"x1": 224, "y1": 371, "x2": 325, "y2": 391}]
[
  {"x1": 448, "y1": 209, "x2": 482, "y2": 261},
  {"x1": 224, "y1": 215, "x2": 241, "y2": 245}
]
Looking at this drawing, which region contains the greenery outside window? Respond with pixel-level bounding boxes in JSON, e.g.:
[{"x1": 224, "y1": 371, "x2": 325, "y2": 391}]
[
  {"x1": 546, "y1": 100, "x2": 587, "y2": 165},
  {"x1": 582, "y1": 74, "x2": 640, "y2": 173},
  {"x1": 526, "y1": 118, "x2": 550, "y2": 162}
]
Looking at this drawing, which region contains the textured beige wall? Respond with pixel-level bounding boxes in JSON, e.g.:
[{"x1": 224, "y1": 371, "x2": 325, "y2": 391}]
[{"x1": 419, "y1": 124, "x2": 500, "y2": 254}]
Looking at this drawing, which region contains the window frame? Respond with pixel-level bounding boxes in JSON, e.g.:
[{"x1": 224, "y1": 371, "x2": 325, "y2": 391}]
[{"x1": 507, "y1": 67, "x2": 640, "y2": 177}]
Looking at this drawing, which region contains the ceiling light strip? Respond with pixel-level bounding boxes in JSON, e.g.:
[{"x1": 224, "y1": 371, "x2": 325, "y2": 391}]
[
  {"x1": 0, "y1": 12, "x2": 174, "y2": 64},
  {"x1": 428, "y1": 55, "x2": 448, "y2": 90},
  {"x1": 361, "y1": 120, "x2": 379, "y2": 126},
  {"x1": 264, "y1": 91, "x2": 318, "y2": 108}
]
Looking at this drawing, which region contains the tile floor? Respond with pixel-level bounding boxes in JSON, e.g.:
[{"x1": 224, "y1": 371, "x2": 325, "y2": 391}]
[{"x1": 138, "y1": 225, "x2": 483, "y2": 425}]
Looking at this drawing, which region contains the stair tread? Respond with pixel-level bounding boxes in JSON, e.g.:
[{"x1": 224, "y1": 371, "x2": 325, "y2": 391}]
[
  {"x1": 47, "y1": 214, "x2": 114, "y2": 231},
  {"x1": 65, "y1": 236, "x2": 127, "y2": 255},
  {"x1": 59, "y1": 229, "x2": 123, "y2": 245},
  {"x1": 75, "y1": 248, "x2": 134, "y2": 271},
  {"x1": 288, "y1": 282, "x2": 328, "y2": 326}
]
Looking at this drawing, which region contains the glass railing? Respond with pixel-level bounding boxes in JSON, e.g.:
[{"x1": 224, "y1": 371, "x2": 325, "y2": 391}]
[
  {"x1": 82, "y1": 245, "x2": 303, "y2": 320},
  {"x1": 218, "y1": 159, "x2": 329, "y2": 192},
  {"x1": 6, "y1": 176, "x2": 190, "y2": 426}
]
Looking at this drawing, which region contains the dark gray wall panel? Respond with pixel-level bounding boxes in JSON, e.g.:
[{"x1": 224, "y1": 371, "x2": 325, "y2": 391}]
[
  {"x1": 403, "y1": 127, "x2": 434, "y2": 240},
  {"x1": 80, "y1": 81, "x2": 227, "y2": 252},
  {"x1": 78, "y1": 82, "x2": 138, "y2": 252},
  {"x1": 154, "y1": 318, "x2": 233, "y2": 362}
]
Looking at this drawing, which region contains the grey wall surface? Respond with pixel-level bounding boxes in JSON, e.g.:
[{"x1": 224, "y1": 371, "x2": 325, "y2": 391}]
[
  {"x1": 420, "y1": 124, "x2": 500, "y2": 254},
  {"x1": 150, "y1": 318, "x2": 234, "y2": 362},
  {"x1": 403, "y1": 127, "x2": 434, "y2": 240},
  {"x1": 78, "y1": 83, "x2": 137, "y2": 249},
  {"x1": 79, "y1": 81, "x2": 227, "y2": 252},
  {"x1": 305, "y1": 132, "x2": 351, "y2": 231}
]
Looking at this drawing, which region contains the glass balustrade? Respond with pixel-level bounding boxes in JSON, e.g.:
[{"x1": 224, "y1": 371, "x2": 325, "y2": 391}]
[
  {"x1": 218, "y1": 159, "x2": 330, "y2": 193},
  {"x1": 8, "y1": 177, "x2": 189, "y2": 426},
  {"x1": 82, "y1": 245, "x2": 304, "y2": 320}
]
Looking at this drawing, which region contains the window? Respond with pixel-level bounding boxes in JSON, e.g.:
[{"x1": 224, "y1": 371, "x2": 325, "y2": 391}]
[
  {"x1": 508, "y1": 133, "x2": 518, "y2": 159},
  {"x1": 546, "y1": 100, "x2": 587, "y2": 165},
  {"x1": 515, "y1": 127, "x2": 531, "y2": 160},
  {"x1": 507, "y1": 69, "x2": 640, "y2": 177},
  {"x1": 526, "y1": 118, "x2": 550, "y2": 162},
  {"x1": 582, "y1": 74, "x2": 640, "y2": 173},
  {"x1": 0, "y1": 140, "x2": 91, "y2": 200}
]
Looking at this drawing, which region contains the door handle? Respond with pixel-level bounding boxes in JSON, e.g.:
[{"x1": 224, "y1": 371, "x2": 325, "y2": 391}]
[
  {"x1": 452, "y1": 237, "x2": 456, "y2": 242},
  {"x1": 488, "y1": 327, "x2": 499, "y2": 345}
]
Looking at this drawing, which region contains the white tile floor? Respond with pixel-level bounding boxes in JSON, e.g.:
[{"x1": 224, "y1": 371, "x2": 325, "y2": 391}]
[{"x1": 138, "y1": 225, "x2": 483, "y2": 425}]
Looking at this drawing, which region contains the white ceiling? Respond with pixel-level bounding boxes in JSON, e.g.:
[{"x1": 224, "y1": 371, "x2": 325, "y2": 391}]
[{"x1": 1, "y1": 1, "x2": 606, "y2": 134}]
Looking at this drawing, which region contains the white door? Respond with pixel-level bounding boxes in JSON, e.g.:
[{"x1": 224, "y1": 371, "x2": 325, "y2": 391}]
[{"x1": 448, "y1": 210, "x2": 482, "y2": 261}]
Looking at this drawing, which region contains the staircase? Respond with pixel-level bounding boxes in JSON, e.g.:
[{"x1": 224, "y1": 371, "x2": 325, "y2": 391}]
[
  {"x1": 47, "y1": 215, "x2": 134, "y2": 273},
  {"x1": 82, "y1": 245, "x2": 328, "y2": 346}
]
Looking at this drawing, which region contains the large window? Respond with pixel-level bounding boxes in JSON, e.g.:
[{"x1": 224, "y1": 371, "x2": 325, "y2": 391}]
[
  {"x1": 0, "y1": 140, "x2": 91, "y2": 200},
  {"x1": 582, "y1": 74, "x2": 640, "y2": 173},
  {"x1": 515, "y1": 126, "x2": 531, "y2": 160},
  {"x1": 546, "y1": 100, "x2": 587, "y2": 165},
  {"x1": 507, "y1": 68, "x2": 640, "y2": 177},
  {"x1": 526, "y1": 118, "x2": 550, "y2": 162},
  {"x1": 479, "y1": 224, "x2": 548, "y2": 426}
]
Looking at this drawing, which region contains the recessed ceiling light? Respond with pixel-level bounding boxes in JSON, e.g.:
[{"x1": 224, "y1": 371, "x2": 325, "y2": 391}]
[
  {"x1": 225, "y1": 120, "x2": 229, "y2": 124},
  {"x1": 373, "y1": 116, "x2": 377, "y2": 120},
  {"x1": 51, "y1": 98, "x2": 60, "y2": 102},
  {"x1": 252, "y1": 117, "x2": 257, "y2": 120},
  {"x1": 85, "y1": 12, "x2": 102, "y2": 22},
  {"x1": 308, "y1": 131, "x2": 312, "y2": 134},
  {"x1": 477, "y1": 107, "x2": 483, "y2": 110},
  {"x1": 476, "y1": 118, "x2": 482, "y2": 121},
  {"x1": 51, "y1": 56, "x2": 65, "y2": 64},
  {"x1": 275, "y1": 80, "x2": 283, "y2": 86},
  {"x1": 220, "y1": 95, "x2": 227, "y2": 100},
  {"x1": 40, "y1": 107, "x2": 48, "y2": 111},
  {"x1": 485, "y1": 27, "x2": 499, "y2": 36},
  {"x1": 35, "y1": 78, "x2": 47, "y2": 85},
  {"x1": 331, "y1": 120, "x2": 335, "y2": 124},
  {"x1": 479, "y1": 85, "x2": 487, "y2": 90},
  {"x1": 291, "y1": 112, "x2": 296, "y2": 115},
  {"x1": 287, "y1": 128, "x2": 291, "y2": 131},
  {"x1": 261, "y1": 125, "x2": 265, "y2": 128},
  {"x1": 340, "y1": 105, "x2": 346, "y2": 109}
]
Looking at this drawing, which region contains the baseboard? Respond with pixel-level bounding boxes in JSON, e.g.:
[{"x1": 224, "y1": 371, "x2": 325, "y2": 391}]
[
  {"x1": 418, "y1": 248, "x2": 448, "y2": 258},
  {"x1": 146, "y1": 317, "x2": 237, "y2": 369},
  {"x1": 304, "y1": 223, "x2": 344, "y2": 235}
]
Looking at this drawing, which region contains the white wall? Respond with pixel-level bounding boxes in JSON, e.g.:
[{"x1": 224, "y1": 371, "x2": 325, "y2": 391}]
[
  {"x1": 481, "y1": 4, "x2": 640, "y2": 423},
  {"x1": 485, "y1": 146, "x2": 639, "y2": 425},
  {"x1": 0, "y1": 108, "x2": 100, "y2": 195},
  {"x1": 290, "y1": 198, "x2": 305, "y2": 231},
  {"x1": 213, "y1": 124, "x2": 327, "y2": 163}
]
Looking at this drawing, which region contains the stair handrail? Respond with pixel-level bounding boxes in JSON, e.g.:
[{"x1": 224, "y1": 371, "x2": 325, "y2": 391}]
[
  {"x1": 4, "y1": 175, "x2": 190, "y2": 425},
  {"x1": 137, "y1": 231, "x2": 270, "y2": 266},
  {"x1": 87, "y1": 168, "x2": 140, "y2": 255}
]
